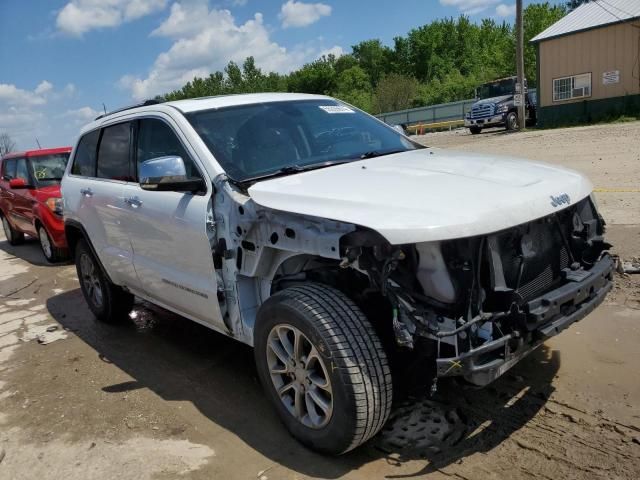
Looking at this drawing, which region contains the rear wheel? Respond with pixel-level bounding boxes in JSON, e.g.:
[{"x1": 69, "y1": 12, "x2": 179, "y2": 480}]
[
  {"x1": 38, "y1": 225, "x2": 67, "y2": 263},
  {"x1": 506, "y1": 111, "x2": 519, "y2": 131},
  {"x1": 254, "y1": 283, "x2": 393, "y2": 454},
  {"x1": 1, "y1": 214, "x2": 25, "y2": 246},
  {"x1": 469, "y1": 126, "x2": 482, "y2": 135},
  {"x1": 75, "y1": 239, "x2": 134, "y2": 323}
]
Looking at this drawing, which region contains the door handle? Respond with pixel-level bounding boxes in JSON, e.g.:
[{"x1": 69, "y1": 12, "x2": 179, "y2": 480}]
[
  {"x1": 80, "y1": 188, "x2": 93, "y2": 197},
  {"x1": 124, "y1": 196, "x2": 143, "y2": 208}
]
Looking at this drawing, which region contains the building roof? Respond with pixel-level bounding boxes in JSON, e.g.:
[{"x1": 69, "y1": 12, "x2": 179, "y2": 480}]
[{"x1": 531, "y1": 0, "x2": 640, "y2": 43}]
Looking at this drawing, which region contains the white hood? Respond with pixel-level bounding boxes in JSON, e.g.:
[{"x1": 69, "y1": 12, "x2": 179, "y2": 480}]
[{"x1": 248, "y1": 148, "x2": 593, "y2": 245}]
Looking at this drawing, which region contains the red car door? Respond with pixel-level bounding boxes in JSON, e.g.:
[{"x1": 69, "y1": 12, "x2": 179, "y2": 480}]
[{"x1": 10, "y1": 157, "x2": 37, "y2": 235}]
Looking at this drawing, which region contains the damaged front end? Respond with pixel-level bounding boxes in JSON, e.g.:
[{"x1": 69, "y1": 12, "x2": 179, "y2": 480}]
[{"x1": 342, "y1": 195, "x2": 614, "y2": 387}]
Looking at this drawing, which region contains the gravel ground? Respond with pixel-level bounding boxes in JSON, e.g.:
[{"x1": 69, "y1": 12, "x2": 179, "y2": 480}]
[{"x1": 0, "y1": 122, "x2": 639, "y2": 480}]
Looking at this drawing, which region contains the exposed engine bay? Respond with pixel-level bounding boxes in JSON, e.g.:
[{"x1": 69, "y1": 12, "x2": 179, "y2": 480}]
[{"x1": 272, "y1": 195, "x2": 614, "y2": 387}]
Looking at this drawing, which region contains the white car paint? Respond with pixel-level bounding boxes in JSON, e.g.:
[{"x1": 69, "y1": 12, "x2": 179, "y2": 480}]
[{"x1": 248, "y1": 148, "x2": 593, "y2": 245}]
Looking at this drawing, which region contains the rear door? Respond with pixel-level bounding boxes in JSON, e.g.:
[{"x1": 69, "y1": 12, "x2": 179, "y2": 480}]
[
  {"x1": 64, "y1": 125, "x2": 139, "y2": 289},
  {"x1": 121, "y1": 116, "x2": 224, "y2": 328}
]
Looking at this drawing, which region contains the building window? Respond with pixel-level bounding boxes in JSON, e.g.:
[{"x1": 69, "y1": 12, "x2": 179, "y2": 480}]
[{"x1": 553, "y1": 73, "x2": 591, "y2": 102}]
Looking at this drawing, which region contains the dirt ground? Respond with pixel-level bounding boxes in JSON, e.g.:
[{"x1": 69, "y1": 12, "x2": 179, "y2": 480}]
[{"x1": 1, "y1": 122, "x2": 639, "y2": 480}]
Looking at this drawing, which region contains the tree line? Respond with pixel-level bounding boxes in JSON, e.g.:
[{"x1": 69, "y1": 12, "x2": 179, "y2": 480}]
[{"x1": 161, "y1": 2, "x2": 566, "y2": 114}]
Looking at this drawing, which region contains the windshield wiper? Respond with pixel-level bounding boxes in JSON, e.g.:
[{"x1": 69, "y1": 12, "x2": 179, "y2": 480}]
[
  {"x1": 36, "y1": 177, "x2": 63, "y2": 181},
  {"x1": 242, "y1": 160, "x2": 352, "y2": 183},
  {"x1": 359, "y1": 149, "x2": 407, "y2": 159}
]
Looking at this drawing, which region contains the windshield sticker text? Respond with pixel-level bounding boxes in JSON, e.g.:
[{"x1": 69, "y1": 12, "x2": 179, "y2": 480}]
[{"x1": 319, "y1": 105, "x2": 355, "y2": 114}]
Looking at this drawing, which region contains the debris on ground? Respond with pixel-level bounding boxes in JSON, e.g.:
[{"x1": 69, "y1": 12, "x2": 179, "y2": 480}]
[
  {"x1": 621, "y1": 258, "x2": 640, "y2": 274},
  {"x1": 19, "y1": 324, "x2": 68, "y2": 345}
]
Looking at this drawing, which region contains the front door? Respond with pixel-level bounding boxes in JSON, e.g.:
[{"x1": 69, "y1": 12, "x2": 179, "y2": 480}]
[
  {"x1": 10, "y1": 158, "x2": 37, "y2": 234},
  {"x1": 121, "y1": 116, "x2": 224, "y2": 329}
]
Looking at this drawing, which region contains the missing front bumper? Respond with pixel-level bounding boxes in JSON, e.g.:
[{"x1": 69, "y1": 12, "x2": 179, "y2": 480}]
[{"x1": 435, "y1": 254, "x2": 614, "y2": 386}]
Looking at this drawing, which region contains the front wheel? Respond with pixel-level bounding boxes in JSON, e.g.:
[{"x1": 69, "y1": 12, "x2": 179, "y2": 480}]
[
  {"x1": 75, "y1": 239, "x2": 134, "y2": 323},
  {"x1": 506, "y1": 111, "x2": 519, "y2": 131},
  {"x1": 469, "y1": 126, "x2": 482, "y2": 135},
  {"x1": 2, "y1": 214, "x2": 25, "y2": 246},
  {"x1": 38, "y1": 225, "x2": 67, "y2": 263},
  {"x1": 254, "y1": 283, "x2": 393, "y2": 455}
]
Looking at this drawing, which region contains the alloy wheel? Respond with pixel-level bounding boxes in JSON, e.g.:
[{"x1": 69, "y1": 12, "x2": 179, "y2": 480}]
[
  {"x1": 79, "y1": 253, "x2": 103, "y2": 308},
  {"x1": 39, "y1": 226, "x2": 52, "y2": 259},
  {"x1": 2, "y1": 217, "x2": 12, "y2": 242},
  {"x1": 266, "y1": 324, "x2": 333, "y2": 429}
]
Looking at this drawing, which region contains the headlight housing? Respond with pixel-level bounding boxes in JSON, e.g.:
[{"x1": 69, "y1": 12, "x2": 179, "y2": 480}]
[
  {"x1": 495, "y1": 103, "x2": 509, "y2": 114},
  {"x1": 45, "y1": 197, "x2": 64, "y2": 216}
]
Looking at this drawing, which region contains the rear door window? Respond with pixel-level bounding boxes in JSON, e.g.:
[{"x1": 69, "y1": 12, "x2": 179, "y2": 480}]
[
  {"x1": 97, "y1": 122, "x2": 132, "y2": 181},
  {"x1": 2, "y1": 159, "x2": 16, "y2": 180},
  {"x1": 72, "y1": 130, "x2": 100, "y2": 177}
]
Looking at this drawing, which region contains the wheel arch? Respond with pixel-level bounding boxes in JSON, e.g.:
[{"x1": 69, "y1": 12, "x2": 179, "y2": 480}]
[{"x1": 64, "y1": 219, "x2": 115, "y2": 284}]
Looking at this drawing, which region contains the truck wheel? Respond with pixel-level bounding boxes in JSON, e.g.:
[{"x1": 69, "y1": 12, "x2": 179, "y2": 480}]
[
  {"x1": 469, "y1": 126, "x2": 482, "y2": 135},
  {"x1": 38, "y1": 225, "x2": 67, "y2": 263},
  {"x1": 506, "y1": 112, "x2": 519, "y2": 131},
  {"x1": 1, "y1": 214, "x2": 25, "y2": 246},
  {"x1": 75, "y1": 239, "x2": 134, "y2": 323},
  {"x1": 254, "y1": 283, "x2": 393, "y2": 454}
]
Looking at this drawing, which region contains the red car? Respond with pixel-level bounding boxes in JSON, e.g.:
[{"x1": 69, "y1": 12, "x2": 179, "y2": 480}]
[{"x1": 0, "y1": 147, "x2": 72, "y2": 262}]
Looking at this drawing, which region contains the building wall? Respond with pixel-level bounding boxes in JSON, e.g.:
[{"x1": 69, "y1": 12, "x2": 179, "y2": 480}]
[{"x1": 539, "y1": 20, "x2": 640, "y2": 108}]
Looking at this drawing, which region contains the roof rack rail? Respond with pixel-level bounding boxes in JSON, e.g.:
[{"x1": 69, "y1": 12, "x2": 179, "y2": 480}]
[{"x1": 94, "y1": 99, "x2": 162, "y2": 121}]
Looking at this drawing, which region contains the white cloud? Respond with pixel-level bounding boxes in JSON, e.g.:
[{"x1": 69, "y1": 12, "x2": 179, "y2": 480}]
[
  {"x1": 319, "y1": 45, "x2": 344, "y2": 58},
  {"x1": 121, "y1": 2, "x2": 318, "y2": 100},
  {"x1": 60, "y1": 106, "x2": 100, "y2": 124},
  {"x1": 279, "y1": 1, "x2": 332, "y2": 28},
  {"x1": 56, "y1": 0, "x2": 168, "y2": 36},
  {"x1": 439, "y1": 0, "x2": 499, "y2": 15},
  {"x1": 0, "y1": 83, "x2": 47, "y2": 107},
  {"x1": 35, "y1": 80, "x2": 54, "y2": 95},
  {"x1": 0, "y1": 82, "x2": 88, "y2": 150},
  {"x1": 495, "y1": 3, "x2": 516, "y2": 17}
]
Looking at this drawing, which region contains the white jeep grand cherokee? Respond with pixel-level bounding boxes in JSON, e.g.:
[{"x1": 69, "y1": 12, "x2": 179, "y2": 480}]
[{"x1": 62, "y1": 93, "x2": 613, "y2": 454}]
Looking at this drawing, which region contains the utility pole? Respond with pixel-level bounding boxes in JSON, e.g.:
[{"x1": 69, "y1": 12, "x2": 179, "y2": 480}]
[{"x1": 515, "y1": 0, "x2": 525, "y2": 130}]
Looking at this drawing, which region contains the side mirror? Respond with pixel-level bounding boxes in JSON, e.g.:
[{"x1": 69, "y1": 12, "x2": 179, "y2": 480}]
[
  {"x1": 9, "y1": 178, "x2": 32, "y2": 189},
  {"x1": 139, "y1": 156, "x2": 204, "y2": 193}
]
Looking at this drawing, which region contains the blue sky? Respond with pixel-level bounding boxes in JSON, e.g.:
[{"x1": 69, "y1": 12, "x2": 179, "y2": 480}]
[{"x1": 0, "y1": 0, "x2": 556, "y2": 150}]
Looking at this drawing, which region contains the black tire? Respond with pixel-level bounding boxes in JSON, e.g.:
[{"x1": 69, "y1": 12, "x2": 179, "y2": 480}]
[
  {"x1": 469, "y1": 126, "x2": 482, "y2": 135},
  {"x1": 75, "y1": 239, "x2": 134, "y2": 323},
  {"x1": 254, "y1": 283, "x2": 393, "y2": 455},
  {"x1": 1, "y1": 213, "x2": 25, "y2": 246},
  {"x1": 506, "y1": 111, "x2": 519, "y2": 131},
  {"x1": 37, "y1": 224, "x2": 68, "y2": 263}
]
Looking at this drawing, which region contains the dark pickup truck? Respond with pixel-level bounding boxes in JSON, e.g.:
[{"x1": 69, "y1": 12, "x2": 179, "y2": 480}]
[{"x1": 465, "y1": 76, "x2": 537, "y2": 134}]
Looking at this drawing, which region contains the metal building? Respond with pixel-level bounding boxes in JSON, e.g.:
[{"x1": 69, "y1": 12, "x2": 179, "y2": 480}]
[{"x1": 531, "y1": 0, "x2": 640, "y2": 126}]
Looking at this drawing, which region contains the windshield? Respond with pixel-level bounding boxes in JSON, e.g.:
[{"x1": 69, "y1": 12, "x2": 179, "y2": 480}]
[
  {"x1": 30, "y1": 153, "x2": 70, "y2": 185},
  {"x1": 186, "y1": 99, "x2": 421, "y2": 182},
  {"x1": 477, "y1": 79, "x2": 516, "y2": 99}
]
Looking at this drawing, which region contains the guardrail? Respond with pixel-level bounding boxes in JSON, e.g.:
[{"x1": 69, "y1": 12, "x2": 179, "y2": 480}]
[
  {"x1": 377, "y1": 89, "x2": 537, "y2": 132},
  {"x1": 376, "y1": 98, "x2": 475, "y2": 128}
]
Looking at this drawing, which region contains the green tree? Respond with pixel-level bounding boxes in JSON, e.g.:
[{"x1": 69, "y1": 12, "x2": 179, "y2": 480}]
[
  {"x1": 333, "y1": 66, "x2": 374, "y2": 112},
  {"x1": 373, "y1": 73, "x2": 419, "y2": 113},
  {"x1": 523, "y1": 2, "x2": 567, "y2": 86},
  {"x1": 566, "y1": 0, "x2": 590, "y2": 10},
  {"x1": 287, "y1": 55, "x2": 337, "y2": 94},
  {"x1": 351, "y1": 39, "x2": 393, "y2": 84}
]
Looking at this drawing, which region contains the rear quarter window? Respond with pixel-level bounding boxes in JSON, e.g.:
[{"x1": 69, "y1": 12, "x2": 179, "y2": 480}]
[{"x1": 72, "y1": 130, "x2": 100, "y2": 177}]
